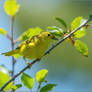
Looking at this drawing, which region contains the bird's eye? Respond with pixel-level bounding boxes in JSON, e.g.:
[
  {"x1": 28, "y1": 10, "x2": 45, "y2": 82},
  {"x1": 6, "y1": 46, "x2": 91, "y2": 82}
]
[{"x1": 48, "y1": 34, "x2": 50, "y2": 36}]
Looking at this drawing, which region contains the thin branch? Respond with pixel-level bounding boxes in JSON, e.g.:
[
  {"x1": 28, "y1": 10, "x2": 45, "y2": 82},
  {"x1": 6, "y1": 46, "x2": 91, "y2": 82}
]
[
  {"x1": 10, "y1": 16, "x2": 15, "y2": 82},
  {"x1": 0, "y1": 18, "x2": 91, "y2": 91},
  {"x1": 36, "y1": 83, "x2": 41, "y2": 92}
]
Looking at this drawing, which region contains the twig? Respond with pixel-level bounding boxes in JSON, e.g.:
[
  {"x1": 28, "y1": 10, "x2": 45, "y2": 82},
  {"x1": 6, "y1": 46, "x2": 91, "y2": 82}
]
[
  {"x1": 36, "y1": 83, "x2": 41, "y2": 92},
  {"x1": 10, "y1": 16, "x2": 15, "y2": 82},
  {"x1": 0, "y1": 18, "x2": 91, "y2": 91}
]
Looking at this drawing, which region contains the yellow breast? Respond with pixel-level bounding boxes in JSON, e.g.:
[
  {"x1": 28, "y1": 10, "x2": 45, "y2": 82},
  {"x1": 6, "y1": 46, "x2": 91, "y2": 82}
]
[{"x1": 19, "y1": 37, "x2": 52, "y2": 60}]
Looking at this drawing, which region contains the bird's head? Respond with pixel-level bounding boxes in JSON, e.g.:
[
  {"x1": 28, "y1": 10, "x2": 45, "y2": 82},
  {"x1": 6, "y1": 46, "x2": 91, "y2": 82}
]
[{"x1": 39, "y1": 32, "x2": 58, "y2": 40}]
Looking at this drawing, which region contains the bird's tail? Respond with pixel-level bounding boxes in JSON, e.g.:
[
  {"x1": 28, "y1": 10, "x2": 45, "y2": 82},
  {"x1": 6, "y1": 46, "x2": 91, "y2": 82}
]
[{"x1": 2, "y1": 49, "x2": 19, "y2": 56}]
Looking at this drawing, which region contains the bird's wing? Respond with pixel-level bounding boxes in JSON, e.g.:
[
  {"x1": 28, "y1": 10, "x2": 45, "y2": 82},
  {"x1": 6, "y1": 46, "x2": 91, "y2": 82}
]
[{"x1": 16, "y1": 35, "x2": 40, "y2": 49}]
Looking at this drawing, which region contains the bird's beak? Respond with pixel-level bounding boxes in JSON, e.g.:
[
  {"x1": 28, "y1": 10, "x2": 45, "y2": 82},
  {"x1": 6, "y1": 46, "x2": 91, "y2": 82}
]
[{"x1": 52, "y1": 36, "x2": 58, "y2": 40}]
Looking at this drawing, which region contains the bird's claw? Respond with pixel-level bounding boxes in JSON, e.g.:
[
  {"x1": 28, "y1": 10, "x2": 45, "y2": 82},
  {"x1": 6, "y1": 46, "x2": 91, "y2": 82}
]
[{"x1": 27, "y1": 62, "x2": 32, "y2": 68}]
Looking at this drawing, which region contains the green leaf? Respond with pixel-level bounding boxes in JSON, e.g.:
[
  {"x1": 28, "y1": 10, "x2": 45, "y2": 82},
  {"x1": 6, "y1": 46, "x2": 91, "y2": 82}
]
[
  {"x1": 48, "y1": 26, "x2": 64, "y2": 37},
  {"x1": 40, "y1": 84, "x2": 57, "y2": 92},
  {"x1": 89, "y1": 13, "x2": 92, "y2": 19},
  {"x1": 4, "y1": 0, "x2": 20, "y2": 16},
  {"x1": 71, "y1": 16, "x2": 86, "y2": 38},
  {"x1": 13, "y1": 54, "x2": 21, "y2": 59},
  {"x1": 19, "y1": 27, "x2": 43, "y2": 41},
  {"x1": 74, "y1": 40, "x2": 88, "y2": 57},
  {"x1": 36, "y1": 69, "x2": 48, "y2": 84},
  {"x1": 0, "y1": 65, "x2": 9, "y2": 74},
  {"x1": 0, "y1": 71, "x2": 12, "y2": 91},
  {"x1": 44, "y1": 80, "x2": 48, "y2": 83},
  {"x1": 12, "y1": 84, "x2": 22, "y2": 91},
  {"x1": 55, "y1": 17, "x2": 67, "y2": 29},
  {"x1": 21, "y1": 73, "x2": 34, "y2": 89},
  {"x1": 0, "y1": 28, "x2": 7, "y2": 35}
]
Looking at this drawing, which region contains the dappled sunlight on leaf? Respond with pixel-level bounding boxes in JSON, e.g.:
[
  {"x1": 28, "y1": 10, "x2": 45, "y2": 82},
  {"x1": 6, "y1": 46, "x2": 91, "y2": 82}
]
[
  {"x1": 0, "y1": 71, "x2": 12, "y2": 91},
  {"x1": 0, "y1": 65, "x2": 9, "y2": 74},
  {"x1": 71, "y1": 17, "x2": 86, "y2": 38},
  {"x1": 36, "y1": 69, "x2": 48, "y2": 84}
]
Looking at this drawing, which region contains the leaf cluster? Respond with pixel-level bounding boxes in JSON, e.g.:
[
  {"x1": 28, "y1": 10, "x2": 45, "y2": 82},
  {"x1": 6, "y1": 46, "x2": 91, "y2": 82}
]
[
  {"x1": 51, "y1": 16, "x2": 89, "y2": 57},
  {"x1": 0, "y1": 67, "x2": 56, "y2": 92}
]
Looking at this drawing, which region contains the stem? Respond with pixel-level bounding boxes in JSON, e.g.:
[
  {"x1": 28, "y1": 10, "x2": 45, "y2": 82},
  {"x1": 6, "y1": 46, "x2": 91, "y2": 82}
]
[
  {"x1": 10, "y1": 16, "x2": 15, "y2": 81},
  {"x1": 37, "y1": 83, "x2": 41, "y2": 92},
  {"x1": 0, "y1": 18, "x2": 91, "y2": 91}
]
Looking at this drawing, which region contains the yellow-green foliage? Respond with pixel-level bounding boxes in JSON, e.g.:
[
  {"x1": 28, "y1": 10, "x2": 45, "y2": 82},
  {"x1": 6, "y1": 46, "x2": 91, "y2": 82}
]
[
  {"x1": 74, "y1": 40, "x2": 88, "y2": 56},
  {"x1": 21, "y1": 73, "x2": 34, "y2": 89},
  {"x1": 0, "y1": 28, "x2": 7, "y2": 35},
  {"x1": 4, "y1": 0, "x2": 20, "y2": 16},
  {"x1": 71, "y1": 16, "x2": 86, "y2": 38},
  {"x1": 36, "y1": 69, "x2": 48, "y2": 84},
  {"x1": 0, "y1": 71, "x2": 12, "y2": 91}
]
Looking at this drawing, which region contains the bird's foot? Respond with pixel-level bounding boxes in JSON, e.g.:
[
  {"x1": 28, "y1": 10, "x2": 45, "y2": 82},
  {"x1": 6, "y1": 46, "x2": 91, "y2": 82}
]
[
  {"x1": 24, "y1": 59, "x2": 32, "y2": 68},
  {"x1": 27, "y1": 62, "x2": 32, "y2": 68}
]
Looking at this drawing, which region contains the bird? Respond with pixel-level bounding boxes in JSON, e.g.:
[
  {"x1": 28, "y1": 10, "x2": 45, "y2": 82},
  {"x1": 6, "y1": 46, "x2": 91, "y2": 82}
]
[{"x1": 2, "y1": 31, "x2": 58, "y2": 63}]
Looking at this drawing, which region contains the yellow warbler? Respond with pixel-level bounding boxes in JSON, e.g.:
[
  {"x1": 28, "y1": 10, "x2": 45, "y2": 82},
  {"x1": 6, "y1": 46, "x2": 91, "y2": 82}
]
[{"x1": 2, "y1": 32, "x2": 57, "y2": 60}]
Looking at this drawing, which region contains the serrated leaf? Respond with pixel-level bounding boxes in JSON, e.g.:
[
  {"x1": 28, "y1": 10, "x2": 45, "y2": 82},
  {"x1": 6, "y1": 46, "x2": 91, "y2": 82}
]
[
  {"x1": 71, "y1": 17, "x2": 86, "y2": 38},
  {"x1": 0, "y1": 65, "x2": 9, "y2": 74},
  {"x1": 40, "y1": 84, "x2": 57, "y2": 92},
  {"x1": 55, "y1": 17, "x2": 67, "y2": 29},
  {"x1": 13, "y1": 54, "x2": 21, "y2": 59},
  {"x1": 48, "y1": 26, "x2": 64, "y2": 37},
  {"x1": 74, "y1": 40, "x2": 88, "y2": 57},
  {"x1": 12, "y1": 84, "x2": 22, "y2": 91},
  {"x1": 19, "y1": 27, "x2": 43, "y2": 41},
  {"x1": 21, "y1": 73, "x2": 34, "y2": 89},
  {"x1": 0, "y1": 71, "x2": 12, "y2": 91},
  {"x1": 0, "y1": 28, "x2": 7, "y2": 35},
  {"x1": 4, "y1": 0, "x2": 20, "y2": 16},
  {"x1": 36, "y1": 69, "x2": 48, "y2": 84}
]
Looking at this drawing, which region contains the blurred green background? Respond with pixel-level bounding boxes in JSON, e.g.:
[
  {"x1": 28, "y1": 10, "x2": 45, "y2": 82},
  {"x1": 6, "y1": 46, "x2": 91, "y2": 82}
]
[{"x1": 0, "y1": 0, "x2": 92, "y2": 91}]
